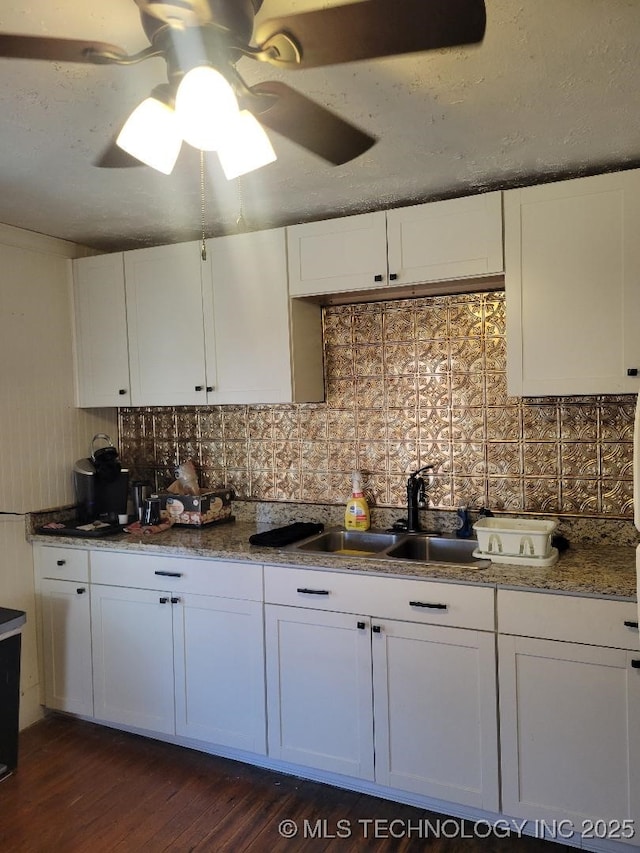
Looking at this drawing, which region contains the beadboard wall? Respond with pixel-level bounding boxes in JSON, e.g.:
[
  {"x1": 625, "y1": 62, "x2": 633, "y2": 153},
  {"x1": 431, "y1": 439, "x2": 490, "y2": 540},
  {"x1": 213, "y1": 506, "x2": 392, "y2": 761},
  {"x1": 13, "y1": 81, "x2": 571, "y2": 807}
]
[
  {"x1": 0, "y1": 235, "x2": 116, "y2": 513},
  {"x1": 119, "y1": 291, "x2": 635, "y2": 519}
]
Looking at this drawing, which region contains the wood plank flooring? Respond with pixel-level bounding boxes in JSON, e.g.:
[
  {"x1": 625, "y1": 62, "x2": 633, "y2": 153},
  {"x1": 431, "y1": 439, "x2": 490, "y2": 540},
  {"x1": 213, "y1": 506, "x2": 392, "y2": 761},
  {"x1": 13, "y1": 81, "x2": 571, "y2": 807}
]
[{"x1": 0, "y1": 716, "x2": 573, "y2": 852}]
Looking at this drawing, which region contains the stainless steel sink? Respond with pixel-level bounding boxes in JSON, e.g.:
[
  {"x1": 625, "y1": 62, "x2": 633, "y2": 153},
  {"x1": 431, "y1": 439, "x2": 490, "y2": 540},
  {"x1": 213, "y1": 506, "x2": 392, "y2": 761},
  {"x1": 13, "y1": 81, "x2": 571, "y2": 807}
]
[
  {"x1": 290, "y1": 527, "x2": 490, "y2": 567},
  {"x1": 293, "y1": 529, "x2": 405, "y2": 555},
  {"x1": 385, "y1": 535, "x2": 481, "y2": 564}
]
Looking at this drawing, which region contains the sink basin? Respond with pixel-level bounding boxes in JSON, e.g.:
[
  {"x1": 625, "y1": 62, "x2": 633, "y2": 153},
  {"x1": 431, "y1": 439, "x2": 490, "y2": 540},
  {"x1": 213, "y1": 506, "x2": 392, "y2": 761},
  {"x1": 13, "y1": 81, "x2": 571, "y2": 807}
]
[
  {"x1": 293, "y1": 529, "x2": 405, "y2": 556},
  {"x1": 291, "y1": 528, "x2": 490, "y2": 567},
  {"x1": 386, "y1": 536, "x2": 484, "y2": 564}
]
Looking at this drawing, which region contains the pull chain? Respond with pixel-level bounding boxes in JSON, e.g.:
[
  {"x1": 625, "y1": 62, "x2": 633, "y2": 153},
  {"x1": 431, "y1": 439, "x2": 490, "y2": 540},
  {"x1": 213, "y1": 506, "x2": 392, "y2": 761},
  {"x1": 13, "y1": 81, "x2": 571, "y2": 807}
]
[
  {"x1": 200, "y1": 150, "x2": 207, "y2": 260},
  {"x1": 236, "y1": 177, "x2": 246, "y2": 232}
]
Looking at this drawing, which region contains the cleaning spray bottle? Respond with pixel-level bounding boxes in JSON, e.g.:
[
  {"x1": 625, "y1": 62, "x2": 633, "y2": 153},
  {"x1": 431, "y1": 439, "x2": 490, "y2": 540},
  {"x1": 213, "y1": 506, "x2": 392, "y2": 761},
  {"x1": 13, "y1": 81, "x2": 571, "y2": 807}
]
[{"x1": 344, "y1": 471, "x2": 371, "y2": 531}]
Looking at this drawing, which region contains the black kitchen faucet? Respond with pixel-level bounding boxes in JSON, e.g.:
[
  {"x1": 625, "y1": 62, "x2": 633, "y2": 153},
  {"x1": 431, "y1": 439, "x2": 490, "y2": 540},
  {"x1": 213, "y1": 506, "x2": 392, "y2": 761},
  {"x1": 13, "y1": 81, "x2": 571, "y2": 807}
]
[{"x1": 406, "y1": 465, "x2": 434, "y2": 533}]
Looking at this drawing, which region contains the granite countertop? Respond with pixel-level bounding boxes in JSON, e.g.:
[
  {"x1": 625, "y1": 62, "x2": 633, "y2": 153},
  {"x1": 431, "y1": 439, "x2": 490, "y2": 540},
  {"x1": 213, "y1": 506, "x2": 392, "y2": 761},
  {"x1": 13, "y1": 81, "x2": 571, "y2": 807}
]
[{"x1": 30, "y1": 520, "x2": 638, "y2": 600}]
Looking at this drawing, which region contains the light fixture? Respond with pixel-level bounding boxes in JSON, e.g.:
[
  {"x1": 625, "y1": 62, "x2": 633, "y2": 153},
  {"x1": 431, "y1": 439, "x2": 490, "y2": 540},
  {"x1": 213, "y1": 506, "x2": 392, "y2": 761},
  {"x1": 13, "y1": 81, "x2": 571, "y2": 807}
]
[
  {"x1": 175, "y1": 65, "x2": 239, "y2": 151},
  {"x1": 217, "y1": 110, "x2": 277, "y2": 180},
  {"x1": 116, "y1": 96, "x2": 182, "y2": 175}
]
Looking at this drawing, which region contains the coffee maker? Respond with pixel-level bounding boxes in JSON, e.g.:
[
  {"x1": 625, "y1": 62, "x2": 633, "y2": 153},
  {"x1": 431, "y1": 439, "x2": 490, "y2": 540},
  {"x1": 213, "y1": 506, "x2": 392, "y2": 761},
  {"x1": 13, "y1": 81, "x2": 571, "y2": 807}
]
[{"x1": 74, "y1": 434, "x2": 129, "y2": 524}]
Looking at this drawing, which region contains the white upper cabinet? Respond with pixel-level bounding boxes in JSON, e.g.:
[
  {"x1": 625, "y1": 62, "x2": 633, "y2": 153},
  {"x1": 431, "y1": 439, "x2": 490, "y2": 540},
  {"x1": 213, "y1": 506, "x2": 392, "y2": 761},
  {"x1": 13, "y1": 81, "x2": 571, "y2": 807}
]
[
  {"x1": 288, "y1": 211, "x2": 388, "y2": 297},
  {"x1": 204, "y1": 228, "x2": 324, "y2": 404},
  {"x1": 287, "y1": 193, "x2": 503, "y2": 298},
  {"x1": 386, "y1": 192, "x2": 504, "y2": 286},
  {"x1": 505, "y1": 169, "x2": 640, "y2": 396},
  {"x1": 124, "y1": 242, "x2": 211, "y2": 406},
  {"x1": 73, "y1": 253, "x2": 131, "y2": 407}
]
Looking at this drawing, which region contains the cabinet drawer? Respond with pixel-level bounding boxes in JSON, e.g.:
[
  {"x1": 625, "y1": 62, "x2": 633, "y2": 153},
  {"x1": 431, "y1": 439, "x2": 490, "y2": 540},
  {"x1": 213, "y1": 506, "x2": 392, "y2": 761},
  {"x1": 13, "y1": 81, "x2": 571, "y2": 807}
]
[
  {"x1": 498, "y1": 589, "x2": 640, "y2": 649},
  {"x1": 33, "y1": 545, "x2": 89, "y2": 582},
  {"x1": 264, "y1": 565, "x2": 495, "y2": 631},
  {"x1": 90, "y1": 551, "x2": 263, "y2": 600}
]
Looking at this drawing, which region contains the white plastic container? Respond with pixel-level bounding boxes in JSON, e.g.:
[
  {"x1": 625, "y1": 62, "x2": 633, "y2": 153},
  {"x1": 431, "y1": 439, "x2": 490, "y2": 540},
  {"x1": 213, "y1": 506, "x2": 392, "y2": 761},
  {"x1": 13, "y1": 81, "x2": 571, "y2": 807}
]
[{"x1": 473, "y1": 517, "x2": 558, "y2": 560}]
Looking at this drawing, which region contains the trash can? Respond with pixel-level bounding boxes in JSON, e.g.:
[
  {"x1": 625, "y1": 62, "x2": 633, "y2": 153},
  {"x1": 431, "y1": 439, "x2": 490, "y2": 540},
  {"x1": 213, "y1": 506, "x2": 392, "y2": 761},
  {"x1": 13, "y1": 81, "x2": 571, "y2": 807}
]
[{"x1": 0, "y1": 607, "x2": 26, "y2": 780}]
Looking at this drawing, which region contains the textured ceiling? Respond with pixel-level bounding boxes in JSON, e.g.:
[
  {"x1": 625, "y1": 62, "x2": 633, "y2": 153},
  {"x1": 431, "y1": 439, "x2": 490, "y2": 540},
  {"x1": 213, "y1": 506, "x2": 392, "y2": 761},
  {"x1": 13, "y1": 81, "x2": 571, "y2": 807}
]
[{"x1": 0, "y1": 0, "x2": 638, "y2": 252}]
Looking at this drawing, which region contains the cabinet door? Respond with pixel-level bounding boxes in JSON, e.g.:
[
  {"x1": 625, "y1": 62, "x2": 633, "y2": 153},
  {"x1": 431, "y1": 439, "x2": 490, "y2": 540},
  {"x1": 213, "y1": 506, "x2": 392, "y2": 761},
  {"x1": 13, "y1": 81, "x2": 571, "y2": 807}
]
[
  {"x1": 40, "y1": 578, "x2": 93, "y2": 717},
  {"x1": 287, "y1": 211, "x2": 388, "y2": 297},
  {"x1": 124, "y1": 242, "x2": 210, "y2": 405},
  {"x1": 204, "y1": 228, "x2": 323, "y2": 403},
  {"x1": 499, "y1": 635, "x2": 640, "y2": 836},
  {"x1": 373, "y1": 619, "x2": 499, "y2": 810},
  {"x1": 173, "y1": 594, "x2": 266, "y2": 754},
  {"x1": 73, "y1": 253, "x2": 130, "y2": 407},
  {"x1": 265, "y1": 604, "x2": 374, "y2": 779},
  {"x1": 505, "y1": 169, "x2": 640, "y2": 395},
  {"x1": 91, "y1": 585, "x2": 175, "y2": 734},
  {"x1": 386, "y1": 193, "x2": 503, "y2": 286}
]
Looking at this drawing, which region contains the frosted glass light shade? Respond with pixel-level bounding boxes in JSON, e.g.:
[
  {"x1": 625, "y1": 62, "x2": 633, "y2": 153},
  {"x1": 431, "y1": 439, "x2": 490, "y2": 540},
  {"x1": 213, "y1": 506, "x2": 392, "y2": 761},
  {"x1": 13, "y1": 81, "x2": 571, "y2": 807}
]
[
  {"x1": 116, "y1": 98, "x2": 182, "y2": 174},
  {"x1": 175, "y1": 66, "x2": 239, "y2": 151},
  {"x1": 217, "y1": 110, "x2": 277, "y2": 180}
]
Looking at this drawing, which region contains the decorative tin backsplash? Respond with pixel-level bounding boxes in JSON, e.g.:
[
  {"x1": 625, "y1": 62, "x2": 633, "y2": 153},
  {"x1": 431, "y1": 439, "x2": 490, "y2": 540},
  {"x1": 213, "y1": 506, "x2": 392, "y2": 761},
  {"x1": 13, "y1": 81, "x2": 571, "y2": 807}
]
[{"x1": 118, "y1": 291, "x2": 635, "y2": 518}]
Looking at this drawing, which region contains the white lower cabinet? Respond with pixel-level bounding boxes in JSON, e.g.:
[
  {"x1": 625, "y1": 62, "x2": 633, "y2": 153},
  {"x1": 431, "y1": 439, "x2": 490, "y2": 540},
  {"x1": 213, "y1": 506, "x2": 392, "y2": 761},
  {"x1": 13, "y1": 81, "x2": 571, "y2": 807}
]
[
  {"x1": 265, "y1": 605, "x2": 375, "y2": 779},
  {"x1": 498, "y1": 590, "x2": 640, "y2": 846},
  {"x1": 40, "y1": 578, "x2": 93, "y2": 717},
  {"x1": 264, "y1": 565, "x2": 499, "y2": 809},
  {"x1": 33, "y1": 546, "x2": 93, "y2": 717},
  {"x1": 89, "y1": 552, "x2": 267, "y2": 754},
  {"x1": 373, "y1": 618, "x2": 499, "y2": 810},
  {"x1": 91, "y1": 584, "x2": 176, "y2": 735}
]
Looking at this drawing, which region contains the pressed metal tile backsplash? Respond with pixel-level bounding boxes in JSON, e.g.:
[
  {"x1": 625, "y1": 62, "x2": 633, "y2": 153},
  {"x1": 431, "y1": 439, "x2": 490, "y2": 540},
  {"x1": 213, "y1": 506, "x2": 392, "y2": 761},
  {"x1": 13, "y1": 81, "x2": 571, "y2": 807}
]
[{"x1": 118, "y1": 291, "x2": 635, "y2": 518}]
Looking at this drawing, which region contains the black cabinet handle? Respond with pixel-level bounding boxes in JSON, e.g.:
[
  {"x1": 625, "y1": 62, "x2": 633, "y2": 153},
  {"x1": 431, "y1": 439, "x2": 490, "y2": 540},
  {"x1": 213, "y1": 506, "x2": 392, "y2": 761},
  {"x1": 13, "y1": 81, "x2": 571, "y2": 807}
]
[
  {"x1": 374, "y1": 274, "x2": 383, "y2": 282},
  {"x1": 409, "y1": 601, "x2": 448, "y2": 610},
  {"x1": 632, "y1": 660, "x2": 640, "y2": 669},
  {"x1": 627, "y1": 368, "x2": 638, "y2": 376},
  {"x1": 296, "y1": 587, "x2": 329, "y2": 595},
  {"x1": 624, "y1": 620, "x2": 639, "y2": 629},
  {"x1": 56, "y1": 560, "x2": 66, "y2": 566},
  {"x1": 389, "y1": 273, "x2": 398, "y2": 281},
  {"x1": 118, "y1": 389, "x2": 127, "y2": 395},
  {"x1": 357, "y1": 621, "x2": 366, "y2": 630},
  {"x1": 154, "y1": 570, "x2": 182, "y2": 578},
  {"x1": 372, "y1": 625, "x2": 381, "y2": 633},
  {"x1": 159, "y1": 597, "x2": 169, "y2": 604},
  {"x1": 76, "y1": 588, "x2": 86, "y2": 595},
  {"x1": 170, "y1": 597, "x2": 180, "y2": 604},
  {"x1": 206, "y1": 386, "x2": 213, "y2": 392},
  {"x1": 195, "y1": 385, "x2": 203, "y2": 391}
]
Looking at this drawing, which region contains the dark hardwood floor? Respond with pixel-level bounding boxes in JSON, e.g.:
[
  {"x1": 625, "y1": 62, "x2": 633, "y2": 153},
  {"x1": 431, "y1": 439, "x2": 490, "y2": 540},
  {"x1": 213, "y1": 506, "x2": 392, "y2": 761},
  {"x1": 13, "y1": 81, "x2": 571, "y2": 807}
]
[{"x1": 0, "y1": 716, "x2": 572, "y2": 852}]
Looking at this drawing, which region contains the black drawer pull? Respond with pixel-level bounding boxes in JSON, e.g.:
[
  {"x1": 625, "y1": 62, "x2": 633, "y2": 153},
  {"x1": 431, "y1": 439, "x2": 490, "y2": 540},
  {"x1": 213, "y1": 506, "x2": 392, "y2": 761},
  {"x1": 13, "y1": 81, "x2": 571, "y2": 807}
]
[
  {"x1": 389, "y1": 273, "x2": 398, "y2": 281},
  {"x1": 627, "y1": 368, "x2": 638, "y2": 377},
  {"x1": 357, "y1": 621, "x2": 366, "y2": 630},
  {"x1": 632, "y1": 660, "x2": 640, "y2": 669},
  {"x1": 374, "y1": 274, "x2": 383, "y2": 282},
  {"x1": 624, "y1": 620, "x2": 639, "y2": 629},
  {"x1": 409, "y1": 601, "x2": 448, "y2": 610},
  {"x1": 170, "y1": 597, "x2": 180, "y2": 604},
  {"x1": 76, "y1": 588, "x2": 86, "y2": 595},
  {"x1": 195, "y1": 385, "x2": 203, "y2": 391},
  {"x1": 159, "y1": 597, "x2": 169, "y2": 604},
  {"x1": 154, "y1": 570, "x2": 182, "y2": 578},
  {"x1": 56, "y1": 560, "x2": 66, "y2": 566},
  {"x1": 206, "y1": 386, "x2": 213, "y2": 392},
  {"x1": 372, "y1": 625, "x2": 381, "y2": 633},
  {"x1": 118, "y1": 388, "x2": 127, "y2": 395},
  {"x1": 296, "y1": 587, "x2": 329, "y2": 595}
]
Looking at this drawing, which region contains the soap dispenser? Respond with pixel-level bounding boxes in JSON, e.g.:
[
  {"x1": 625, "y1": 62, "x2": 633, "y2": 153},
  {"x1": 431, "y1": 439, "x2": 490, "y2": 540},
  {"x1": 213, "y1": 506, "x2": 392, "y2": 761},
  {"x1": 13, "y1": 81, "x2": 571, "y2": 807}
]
[{"x1": 345, "y1": 472, "x2": 371, "y2": 531}]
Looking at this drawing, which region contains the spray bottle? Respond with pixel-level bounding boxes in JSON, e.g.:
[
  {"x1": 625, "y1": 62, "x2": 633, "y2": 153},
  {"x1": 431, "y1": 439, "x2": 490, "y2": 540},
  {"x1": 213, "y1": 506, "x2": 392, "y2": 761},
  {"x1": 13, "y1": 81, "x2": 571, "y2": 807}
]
[{"x1": 344, "y1": 471, "x2": 371, "y2": 531}]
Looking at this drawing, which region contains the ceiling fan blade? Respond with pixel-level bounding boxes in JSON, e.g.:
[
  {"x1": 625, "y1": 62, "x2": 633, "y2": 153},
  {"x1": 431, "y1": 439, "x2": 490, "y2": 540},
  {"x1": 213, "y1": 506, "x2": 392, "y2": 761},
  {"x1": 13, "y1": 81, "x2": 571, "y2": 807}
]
[
  {"x1": 248, "y1": 81, "x2": 376, "y2": 165},
  {"x1": 255, "y1": 0, "x2": 486, "y2": 70},
  {"x1": 0, "y1": 34, "x2": 127, "y2": 63},
  {"x1": 94, "y1": 141, "x2": 145, "y2": 169}
]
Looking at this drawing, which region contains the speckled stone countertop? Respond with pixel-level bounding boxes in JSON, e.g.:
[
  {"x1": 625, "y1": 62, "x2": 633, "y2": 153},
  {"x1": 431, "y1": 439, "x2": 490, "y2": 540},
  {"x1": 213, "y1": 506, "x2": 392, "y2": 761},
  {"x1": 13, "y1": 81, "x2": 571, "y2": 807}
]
[{"x1": 29, "y1": 520, "x2": 638, "y2": 601}]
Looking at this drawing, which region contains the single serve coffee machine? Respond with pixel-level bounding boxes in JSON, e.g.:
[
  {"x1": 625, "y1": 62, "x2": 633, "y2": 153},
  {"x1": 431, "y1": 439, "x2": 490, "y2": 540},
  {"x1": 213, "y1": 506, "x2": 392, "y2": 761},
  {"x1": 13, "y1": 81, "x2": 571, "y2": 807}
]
[{"x1": 74, "y1": 434, "x2": 129, "y2": 524}]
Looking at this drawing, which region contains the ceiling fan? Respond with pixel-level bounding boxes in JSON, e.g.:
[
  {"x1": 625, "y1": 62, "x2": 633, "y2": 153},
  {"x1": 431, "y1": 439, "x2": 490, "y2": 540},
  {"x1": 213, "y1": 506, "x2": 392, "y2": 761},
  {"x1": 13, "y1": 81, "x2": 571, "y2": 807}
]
[{"x1": 0, "y1": 0, "x2": 487, "y2": 177}]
